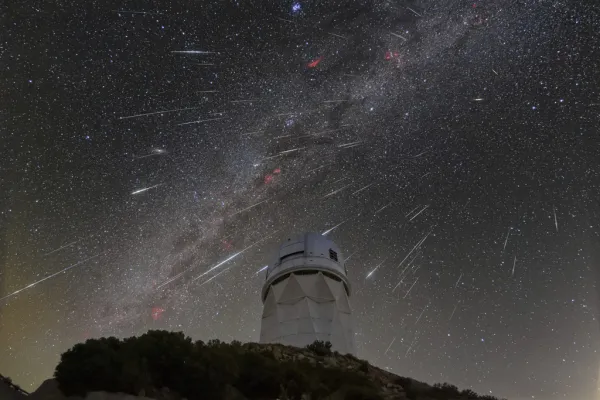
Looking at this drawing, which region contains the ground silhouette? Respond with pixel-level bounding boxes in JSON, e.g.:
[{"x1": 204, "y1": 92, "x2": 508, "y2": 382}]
[{"x1": 52, "y1": 330, "x2": 505, "y2": 400}]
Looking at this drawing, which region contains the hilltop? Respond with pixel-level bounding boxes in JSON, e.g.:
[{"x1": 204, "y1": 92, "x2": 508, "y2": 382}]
[{"x1": 4, "y1": 331, "x2": 505, "y2": 400}]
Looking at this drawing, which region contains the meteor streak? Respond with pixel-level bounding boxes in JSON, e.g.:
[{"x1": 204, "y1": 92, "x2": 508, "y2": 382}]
[
  {"x1": 131, "y1": 183, "x2": 162, "y2": 194},
  {"x1": 403, "y1": 278, "x2": 419, "y2": 299},
  {"x1": 409, "y1": 205, "x2": 429, "y2": 221},
  {"x1": 405, "y1": 205, "x2": 421, "y2": 218},
  {"x1": 230, "y1": 198, "x2": 270, "y2": 217},
  {"x1": 323, "y1": 182, "x2": 354, "y2": 198},
  {"x1": 192, "y1": 232, "x2": 278, "y2": 281},
  {"x1": 275, "y1": 109, "x2": 320, "y2": 117},
  {"x1": 263, "y1": 147, "x2": 305, "y2": 160},
  {"x1": 390, "y1": 32, "x2": 408, "y2": 41},
  {"x1": 396, "y1": 231, "x2": 431, "y2": 269},
  {"x1": 254, "y1": 265, "x2": 269, "y2": 275},
  {"x1": 503, "y1": 227, "x2": 511, "y2": 251},
  {"x1": 44, "y1": 240, "x2": 78, "y2": 256},
  {"x1": 415, "y1": 306, "x2": 427, "y2": 324},
  {"x1": 131, "y1": 184, "x2": 163, "y2": 195},
  {"x1": 134, "y1": 148, "x2": 167, "y2": 159},
  {"x1": 156, "y1": 269, "x2": 190, "y2": 290},
  {"x1": 171, "y1": 50, "x2": 215, "y2": 54},
  {"x1": 384, "y1": 337, "x2": 396, "y2": 356},
  {"x1": 455, "y1": 272, "x2": 463, "y2": 288},
  {"x1": 194, "y1": 267, "x2": 231, "y2": 286},
  {"x1": 1, "y1": 254, "x2": 102, "y2": 302},
  {"x1": 449, "y1": 305, "x2": 458, "y2": 321},
  {"x1": 322, "y1": 219, "x2": 349, "y2": 235},
  {"x1": 327, "y1": 32, "x2": 347, "y2": 40},
  {"x1": 177, "y1": 117, "x2": 224, "y2": 126},
  {"x1": 375, "y1": 202, "x2": 393, "y2": 214},
  {"x1": 115, "y1": 10, "x2": 162, "y2": 14},
  {"x1": 407, "y1": 7, "x2": 422, "y2": 17},
  {"x1": 119, "y1": 107, "x2": 203, "y2": 120},
  {"x1": 338, "y1": 141, "x2": 362, "y2": 148},
  {"x1": 345, "y1": 250, "x2": 358, "y2": 262},
  {"x1": 352, "y1": 183, "x2": 375, "y2": 196},
  {"x1": 366, "y1": 258, "x2": 388, "y2": 278}
]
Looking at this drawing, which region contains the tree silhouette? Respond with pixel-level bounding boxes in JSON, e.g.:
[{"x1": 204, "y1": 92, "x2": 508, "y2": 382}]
[
  {"x1": 305, "y1": 340, "x2": 332, "y2": 356},
  {"x1": 54, "y1": 330, "x2": 500, "y2": 400}
]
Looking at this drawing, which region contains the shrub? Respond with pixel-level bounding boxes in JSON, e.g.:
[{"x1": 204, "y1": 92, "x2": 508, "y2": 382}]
[
  {"x1": 54, "y1": 331, "x2": 383, "y2": 400},
  {"x1": 393, "y1": 377, "x2": 418, "y2": 400},
  {"x1": 234, "y1": 352, "x2": 282, "y2": 399},
  {"x1": 358, "y1": 360, "x2": 370, "y2": 373},
  {"x1": 54, "y1": 331, "x2": 495, "y2": 400},
  {"x1": 461, "y1": 388, "x2": 479, "y2": 398},
  {"x1": 55, "y1": 336, "x2": 126, "y2": 396},
  {"x1": 305, "y1": 340, "x2": 332, "y2": 356},
  {"x1": 338, "y1": 385, "x2": 384, "y2": 400}
]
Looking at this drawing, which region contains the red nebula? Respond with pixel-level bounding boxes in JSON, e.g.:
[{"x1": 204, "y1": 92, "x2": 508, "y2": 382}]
[
  {"x1": 307, "y1": 56, "x2": 323, "y2": 68},
  {"x1": 264, "y1": 174, "x2": 274, "y2": 184},
  {"x1": 151, "y1": 307, "x2": 165, "y2": 321},
  {"x1": 385, "y1": 51, "x2": 400, "y2": 60},
  {"x1": 273, "y1": 168, "x2": 281, "y2": 174},
  {"x1": 221, "y1": 239, "x2": 233, "y2": 250}
]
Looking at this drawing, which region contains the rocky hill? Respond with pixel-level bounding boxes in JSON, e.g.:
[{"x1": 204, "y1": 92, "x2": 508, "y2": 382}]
[
  {"x1": 0, "y1": 373, "x2": 28, "y2": 400},
  {"x1": 2, "y1": 331, "x2": 505, "y2": 400}
]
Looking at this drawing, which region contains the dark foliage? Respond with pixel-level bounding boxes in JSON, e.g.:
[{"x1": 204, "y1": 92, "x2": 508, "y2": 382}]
[
  {"x1": 393, "y1": 378, "x2": 505, "y2": 400},
  {"x1": 428, "y1": 382, "x2": 503, "y2": 400},
  {"x1": 393, "y1": 376, "x2": 419, "y2": 400},
  {"x1": 54, "y1": 331, "x2": 383, "y2": 400},
  {"x1": 461, "y1": 389, "x2": 480, "y2": 398},
  {"x1": 55, "y1": 336, "x2": 125, "y2": 396},
  {"x1": 54, "y1": 331, "x2": 501, "y2": 400},
  {"x1": 338, "y1": 385, "x2": 386, "y2": 400},
  {"x1": 357, "y1": 360, "x2": 370, "y2": 373},
  {"x1": 304, "y1": 340, "x2": 332, "y2": 356}
]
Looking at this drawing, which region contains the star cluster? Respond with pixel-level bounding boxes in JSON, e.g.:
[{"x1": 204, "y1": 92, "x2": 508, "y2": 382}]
[{"x1": 2, "y1": 1, "x2": 600, "y2": 399}]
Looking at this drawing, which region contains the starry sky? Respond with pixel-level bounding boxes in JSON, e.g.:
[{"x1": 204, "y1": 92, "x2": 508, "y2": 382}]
[{"x1": 2, "y1": 1, "x2": 600, "y2": 399}]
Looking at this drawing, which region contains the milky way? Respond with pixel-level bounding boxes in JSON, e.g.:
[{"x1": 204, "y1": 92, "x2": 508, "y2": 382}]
[{"x1": 2, "y1": 1, "x2": 600, "y2": 399}]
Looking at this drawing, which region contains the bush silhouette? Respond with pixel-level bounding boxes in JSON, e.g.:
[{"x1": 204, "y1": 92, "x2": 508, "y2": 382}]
[
  {"x1": 338, "y1": 385, "x2": 384, "y2": 400},
  {"x1": 461, "y1": 388, "x2": 479, "y2": 398},
  {"x1": 55, "y1": 336, "x2": 125, "y2": 396},
  {"x1": 54, "y1": 331, "x2": 383, "y2": 400},
  {"x1": 234, "y1": 352, "x2": 282, "y2": 398},
  {"x1": 357, "y1": 360, "x2": 370, "y2": 373},
  {"x1": 54, "y1": 331, "x2": 500, "y2": 400},
  {"x1": 305, "y1": 340, "x2": 332, "y2": 356}
]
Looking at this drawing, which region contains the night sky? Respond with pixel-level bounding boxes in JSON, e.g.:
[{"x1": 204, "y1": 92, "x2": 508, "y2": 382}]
[{"x1": 2, "y1": 1, "x2": 600, "y2": 399}]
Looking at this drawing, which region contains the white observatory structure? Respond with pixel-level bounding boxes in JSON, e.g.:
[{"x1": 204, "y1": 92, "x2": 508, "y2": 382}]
[{"x1": 260, "y1": 232, "x2": 356, "y2": 355}]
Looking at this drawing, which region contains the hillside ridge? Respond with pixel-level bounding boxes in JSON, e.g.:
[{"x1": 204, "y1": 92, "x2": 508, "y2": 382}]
[{"x1": 2, "y1": 331, "x2": 505, "y2": 400}]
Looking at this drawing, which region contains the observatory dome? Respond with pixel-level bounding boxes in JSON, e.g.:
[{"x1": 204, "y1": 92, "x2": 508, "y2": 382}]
[{"x1": 259, "y1": 232, "x2": 355, "y2": 355}]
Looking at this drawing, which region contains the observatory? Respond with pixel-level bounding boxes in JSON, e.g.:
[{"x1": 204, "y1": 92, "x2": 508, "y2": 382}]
[{"x1": 259, "y1": 232, "x2": 356, "y2": 355}]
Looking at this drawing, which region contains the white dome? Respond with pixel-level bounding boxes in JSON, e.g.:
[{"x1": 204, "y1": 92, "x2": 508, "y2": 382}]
[{"x1": 259, "y1": 232, "x2": 356, "y2": 355}]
